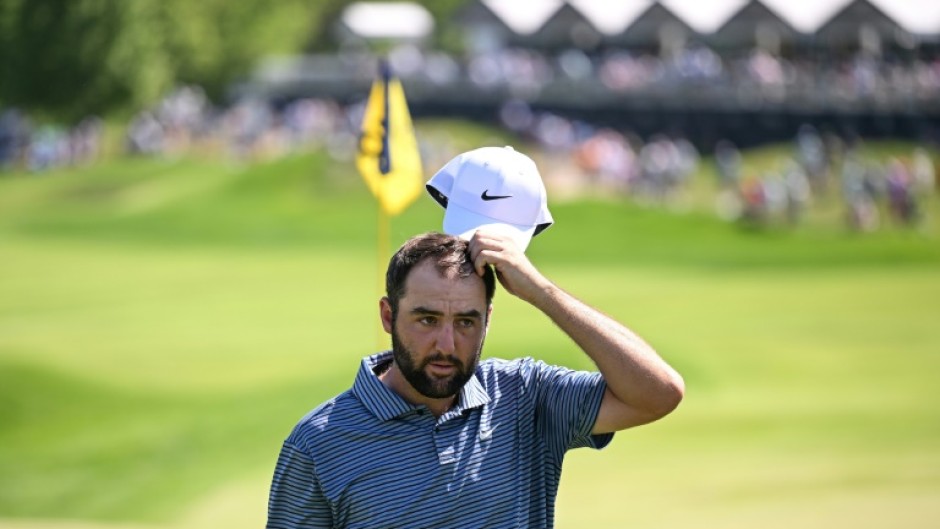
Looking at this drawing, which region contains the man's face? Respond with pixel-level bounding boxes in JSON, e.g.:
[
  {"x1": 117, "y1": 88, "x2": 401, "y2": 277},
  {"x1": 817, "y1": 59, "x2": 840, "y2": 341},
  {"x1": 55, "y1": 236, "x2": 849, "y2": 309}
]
[{"x1": 387, "y1": 259, "x2": 489, "y2": 399}]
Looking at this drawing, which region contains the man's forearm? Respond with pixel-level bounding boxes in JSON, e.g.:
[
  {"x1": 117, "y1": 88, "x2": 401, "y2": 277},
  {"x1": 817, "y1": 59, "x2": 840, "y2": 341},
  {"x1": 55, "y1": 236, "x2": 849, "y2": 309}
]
[
  {"x1": 465, "y1": 228, "x2": 683, "y2": 430},
  {"x1": 528, "y1": 280, "x2": 685, "y2": 427}
]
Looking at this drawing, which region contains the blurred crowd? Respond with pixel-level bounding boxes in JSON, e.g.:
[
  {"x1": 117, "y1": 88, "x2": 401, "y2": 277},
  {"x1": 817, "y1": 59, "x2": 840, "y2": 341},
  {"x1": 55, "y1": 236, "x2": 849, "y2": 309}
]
[
  {"x1": 124, "y1": 86, "x2": 358, "y2": 162},
  {"x1": 385, "y1": 45, "x2": 940, "y2": 105},
  {"x1": 0, "y1": 86, "x2": 363, "y2": 174},
  {"x1": 0, "y1": 110, "x2": 103, "y2": 172},
  {"x1": 709, "y1": 126, "x2": 936, "y2": 231},
  {"x1": 496, "y1": 98, "x2": 700, "y2": 203},
  {"x1": 496, "y1": 100, "x2": 937, "y2": 231},
  {"x1": 1, "y1": 77, "x2": 936, "y2": 233}
]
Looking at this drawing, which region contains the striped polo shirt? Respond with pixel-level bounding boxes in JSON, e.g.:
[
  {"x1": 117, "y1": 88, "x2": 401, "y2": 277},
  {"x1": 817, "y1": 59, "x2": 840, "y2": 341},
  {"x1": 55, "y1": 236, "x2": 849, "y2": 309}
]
[{"x1": 267, "y1": 351, "x2": 613, "y2": 529}]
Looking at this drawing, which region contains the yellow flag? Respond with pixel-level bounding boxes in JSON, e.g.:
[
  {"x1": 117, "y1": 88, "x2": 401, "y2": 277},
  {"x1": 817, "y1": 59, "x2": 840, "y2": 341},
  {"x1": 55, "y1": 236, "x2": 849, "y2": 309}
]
[{"x1": 355, "y1": 62, "x2": 423, "y2": 216}]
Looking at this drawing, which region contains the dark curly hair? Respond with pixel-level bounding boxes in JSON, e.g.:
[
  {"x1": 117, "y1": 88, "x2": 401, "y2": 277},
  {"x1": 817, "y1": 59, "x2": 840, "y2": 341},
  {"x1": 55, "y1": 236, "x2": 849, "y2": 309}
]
[{"x1": 385, "y1": 232, "x2": 495, "y2": 321}]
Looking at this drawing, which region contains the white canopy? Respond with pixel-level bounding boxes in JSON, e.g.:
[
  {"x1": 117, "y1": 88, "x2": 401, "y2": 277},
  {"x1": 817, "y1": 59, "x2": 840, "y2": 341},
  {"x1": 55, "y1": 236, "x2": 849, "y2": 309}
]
[
  {"x1": 661, "y1": 0, "x2": 748, "y2": 34},
  {"x1": 475, "y1": 0, "x2": 940, "y2": 38},
  {"x1": 869, "y1": 0, "x2": 940, "y2": 35},
  {"x1": 761, "y1": 0, "x2": 853, "y2": 33},
  {"x1": 481, "y1": 0, "x2": 564, "y2": 35},
  {"x1": 341, "y1": 2, "x2": 434, "y2": 39},
  {"x1": 568, "y1": 0, "x2": 654, "y2": 36}
]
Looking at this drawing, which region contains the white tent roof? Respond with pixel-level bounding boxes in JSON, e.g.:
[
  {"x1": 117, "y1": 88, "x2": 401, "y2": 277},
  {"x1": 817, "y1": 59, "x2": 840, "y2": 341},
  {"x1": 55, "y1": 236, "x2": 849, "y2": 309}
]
[
  {"x1": 568, "y1": 0, "x2": 654, "y2": 35},
  {"x1": 869, "y1": 0, "x2": 940, "y2": 35},
  {"x1": 341, "y1": 2, "x2": 434, "y2": 39},
  {"x1": 475, "y1": 0, "x2": 940, "y2": 39},
  {"x1": 481, "y1": 0, "x2": 564, "y2": 35},
  {"x1": 661, "y1": 0, "x2": 748, "y2": 34},
  {"x1": 760, "y1": 0, "x2": 853, "y2": 33}
]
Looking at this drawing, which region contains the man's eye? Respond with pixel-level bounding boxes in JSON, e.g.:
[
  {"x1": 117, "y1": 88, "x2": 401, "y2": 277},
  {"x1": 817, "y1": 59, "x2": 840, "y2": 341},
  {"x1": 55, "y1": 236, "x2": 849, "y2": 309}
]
[
  {"x1": 419, "y1": 316, "x2": 437, "y2": 325},
  {"x1": 457, "y1": 319, "x2": 475, "y2": 328}
]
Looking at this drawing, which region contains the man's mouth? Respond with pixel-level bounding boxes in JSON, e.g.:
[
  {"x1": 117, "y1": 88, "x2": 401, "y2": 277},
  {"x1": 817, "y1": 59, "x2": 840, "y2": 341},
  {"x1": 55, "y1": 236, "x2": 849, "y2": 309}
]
[{"x1": 426, "y1": 359, "x2": 458, "y2": 377}]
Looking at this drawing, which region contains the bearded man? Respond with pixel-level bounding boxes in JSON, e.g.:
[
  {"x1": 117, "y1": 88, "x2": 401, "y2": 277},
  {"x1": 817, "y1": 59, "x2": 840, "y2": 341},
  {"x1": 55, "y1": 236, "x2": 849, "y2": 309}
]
[{"x1": 266, "y1": 230, "x2": 684, "y2": 529}]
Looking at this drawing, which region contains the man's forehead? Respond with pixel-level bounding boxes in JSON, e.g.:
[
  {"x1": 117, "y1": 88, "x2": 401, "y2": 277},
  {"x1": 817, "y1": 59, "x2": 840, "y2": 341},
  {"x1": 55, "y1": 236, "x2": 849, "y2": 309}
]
[{"x1": 401, "y1": 259, "x2": 486, "y2": 306}]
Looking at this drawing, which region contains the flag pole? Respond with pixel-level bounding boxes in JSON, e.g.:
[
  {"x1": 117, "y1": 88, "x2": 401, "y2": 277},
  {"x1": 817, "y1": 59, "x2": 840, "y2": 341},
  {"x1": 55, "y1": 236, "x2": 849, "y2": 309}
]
[
  {"x1": 354, "y1": 56, "x2": 423, "y2": 351},
  {"x1": 376, "y1": 58, "x2": 392, "y2": 352}
]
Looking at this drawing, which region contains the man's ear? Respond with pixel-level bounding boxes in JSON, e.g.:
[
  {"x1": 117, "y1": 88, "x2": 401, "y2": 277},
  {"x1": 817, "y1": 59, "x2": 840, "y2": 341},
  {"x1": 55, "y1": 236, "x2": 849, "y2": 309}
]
[
  {"x1": 380, "y1": 297, "x2": 393, "y2": 334},
  {"x1": 485, "y1": 305, "x2": 493, "y2": 334}
]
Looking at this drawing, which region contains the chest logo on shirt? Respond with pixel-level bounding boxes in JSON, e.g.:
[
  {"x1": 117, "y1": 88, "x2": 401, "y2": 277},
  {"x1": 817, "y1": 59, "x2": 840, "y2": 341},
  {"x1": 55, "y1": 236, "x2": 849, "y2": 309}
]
[{"x1": 479, "y1": 427, "x2": 494, "y2": 441}]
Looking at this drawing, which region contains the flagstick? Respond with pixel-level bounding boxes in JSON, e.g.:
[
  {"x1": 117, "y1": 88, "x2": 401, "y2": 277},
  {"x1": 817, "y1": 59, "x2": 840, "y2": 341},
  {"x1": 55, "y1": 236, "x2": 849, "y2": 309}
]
[{"x1": 377, "y1": 205, "x2": 390, "y2": 351}]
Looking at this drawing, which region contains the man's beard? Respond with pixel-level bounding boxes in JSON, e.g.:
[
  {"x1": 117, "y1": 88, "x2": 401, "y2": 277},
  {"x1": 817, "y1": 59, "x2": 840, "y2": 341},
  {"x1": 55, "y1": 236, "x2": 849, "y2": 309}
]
[{"x1": 390, "y1": 326, "x2": 482, "y2": 399}]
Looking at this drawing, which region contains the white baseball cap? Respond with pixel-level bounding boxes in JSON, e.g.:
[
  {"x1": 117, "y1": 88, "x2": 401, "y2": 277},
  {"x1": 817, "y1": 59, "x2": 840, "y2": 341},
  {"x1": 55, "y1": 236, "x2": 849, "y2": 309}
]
[{"x1": 426, "y1": 146, "x2": 553, "y2": 250}]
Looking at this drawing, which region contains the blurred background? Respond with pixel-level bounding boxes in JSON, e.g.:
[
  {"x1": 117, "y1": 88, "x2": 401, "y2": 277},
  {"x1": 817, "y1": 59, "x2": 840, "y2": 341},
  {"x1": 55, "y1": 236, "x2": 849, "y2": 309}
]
[{"x1": 1, "y1": 1, "x2": 938, "y2": 528}]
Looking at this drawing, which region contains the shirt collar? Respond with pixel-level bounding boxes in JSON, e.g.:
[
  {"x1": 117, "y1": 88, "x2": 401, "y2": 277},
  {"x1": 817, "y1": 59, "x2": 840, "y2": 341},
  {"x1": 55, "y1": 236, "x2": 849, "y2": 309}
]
[{"x1": 352, "y1": 351, "x2": 490, "y2": 421}]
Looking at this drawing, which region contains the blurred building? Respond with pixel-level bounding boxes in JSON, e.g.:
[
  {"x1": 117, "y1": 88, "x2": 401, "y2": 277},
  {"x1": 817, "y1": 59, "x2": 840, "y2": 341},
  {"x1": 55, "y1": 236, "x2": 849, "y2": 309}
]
[{"x1": 239, "y1": 0, "x2": 940, "y2": 149}]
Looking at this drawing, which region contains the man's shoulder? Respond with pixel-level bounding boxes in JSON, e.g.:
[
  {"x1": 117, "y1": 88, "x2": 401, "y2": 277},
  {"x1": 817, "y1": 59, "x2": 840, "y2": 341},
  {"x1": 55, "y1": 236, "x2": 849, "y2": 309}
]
[
  {"x1": 478, "y1": 356, "x2": 548, "y2": 375},
  {"x1": 477, "y1": 356, "x2": 590, "y2": 391},
  {"x1": 476, "y1": 356, "x2": 546, "y2": 389},
  {"x1": 285, "y1": 390, "x2": 360, "y2": 450},
  {"x1": 479, "y1": 356, "x2": 529, "y2": 368}
]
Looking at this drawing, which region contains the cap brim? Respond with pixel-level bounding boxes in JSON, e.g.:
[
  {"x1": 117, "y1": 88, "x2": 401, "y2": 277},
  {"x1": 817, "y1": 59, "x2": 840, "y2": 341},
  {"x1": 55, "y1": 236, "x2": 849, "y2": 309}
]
[{"x1": 442, "y1": 202, "x2": 536, "y2": 251}]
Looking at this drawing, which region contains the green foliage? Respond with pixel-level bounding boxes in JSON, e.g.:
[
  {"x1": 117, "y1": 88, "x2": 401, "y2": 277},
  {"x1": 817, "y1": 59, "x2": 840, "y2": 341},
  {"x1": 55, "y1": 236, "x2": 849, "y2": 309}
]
[
  {"x1": 300, "y1": 0, "x2": 356, "y2": 52},
  {"x1": 419, "y1": 0, "x2": 473, "y2": 53},
  {"x1": 0, "y1": 0, "x2": 168, "y2": 119},
  {"x1": 0, "y1": 0, "x2": 324, "y2": 118},
  {"x1": 154, "y1": 0, "x2": 326, "y2": 98},
  {"x1": 0, "y1": 0, "x2": 494, "y2": 116}
]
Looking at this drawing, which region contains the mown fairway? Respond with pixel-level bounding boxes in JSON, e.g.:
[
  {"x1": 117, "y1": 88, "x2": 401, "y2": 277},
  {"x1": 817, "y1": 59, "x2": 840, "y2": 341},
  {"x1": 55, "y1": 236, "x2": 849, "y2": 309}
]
[{"x1": 1, "y1": 137, "x2": 939, "y2": 529}]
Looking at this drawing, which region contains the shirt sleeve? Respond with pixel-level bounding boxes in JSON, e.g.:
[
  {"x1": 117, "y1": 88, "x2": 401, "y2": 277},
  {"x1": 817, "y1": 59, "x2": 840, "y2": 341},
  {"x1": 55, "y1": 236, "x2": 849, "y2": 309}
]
[
  {"x1": 266, "y1": 441, "x2": 332, "y2": 529},
  {"x1": 524, "y1": 359, "x2": 614, "y2": 457}
]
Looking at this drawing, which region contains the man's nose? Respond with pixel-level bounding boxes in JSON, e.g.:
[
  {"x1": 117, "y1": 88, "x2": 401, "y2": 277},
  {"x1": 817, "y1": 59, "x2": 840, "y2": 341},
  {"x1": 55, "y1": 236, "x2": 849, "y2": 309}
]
[{"x1": 434, "y1": 323, "x2": 456, "y2": 354}]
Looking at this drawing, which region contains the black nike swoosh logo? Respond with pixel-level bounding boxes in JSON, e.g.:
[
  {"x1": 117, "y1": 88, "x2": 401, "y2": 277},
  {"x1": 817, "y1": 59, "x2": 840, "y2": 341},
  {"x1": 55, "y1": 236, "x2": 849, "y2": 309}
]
[{"x1": 481, "y1": 190, "x2": 513, "y2": 201}]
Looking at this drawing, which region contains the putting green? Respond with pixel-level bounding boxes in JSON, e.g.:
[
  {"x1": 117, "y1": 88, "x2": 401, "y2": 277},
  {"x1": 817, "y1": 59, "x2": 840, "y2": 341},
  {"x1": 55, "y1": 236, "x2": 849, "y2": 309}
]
[{"x1": 1, "y1": 142, "x2": 938, "y2": 528}]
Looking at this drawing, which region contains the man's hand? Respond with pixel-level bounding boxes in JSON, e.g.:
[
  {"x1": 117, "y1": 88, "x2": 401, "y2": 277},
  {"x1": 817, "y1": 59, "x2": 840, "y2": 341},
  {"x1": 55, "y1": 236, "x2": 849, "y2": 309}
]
[{"x1": 466, "y1": 228, "x2": 549, "y2": 303}]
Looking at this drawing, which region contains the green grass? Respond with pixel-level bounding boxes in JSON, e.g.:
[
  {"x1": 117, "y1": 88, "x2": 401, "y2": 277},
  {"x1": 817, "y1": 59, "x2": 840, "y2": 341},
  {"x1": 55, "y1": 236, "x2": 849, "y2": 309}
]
[{"x1": 1, "y1": 135, "x2": 939, "y2": 528}]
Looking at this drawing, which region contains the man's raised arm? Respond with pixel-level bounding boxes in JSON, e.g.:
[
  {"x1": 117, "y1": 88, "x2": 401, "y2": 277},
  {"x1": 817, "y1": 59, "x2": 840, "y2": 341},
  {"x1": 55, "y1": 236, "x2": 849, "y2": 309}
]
[{"x1": 468, "y1": 229, "x2": 685, "y2": 433}]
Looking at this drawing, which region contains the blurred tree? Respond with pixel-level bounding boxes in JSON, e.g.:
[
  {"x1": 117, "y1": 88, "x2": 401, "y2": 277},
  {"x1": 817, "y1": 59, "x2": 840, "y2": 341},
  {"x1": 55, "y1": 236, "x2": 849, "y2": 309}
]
[
  {"x1": 419, "y1": 0, "x2": 468, "y2": 54},
  {"x1": 0, "y1": 0, "x2": 172, "y2": 120},
  {"x1": 300, "y1": 0, "x2": 355, "y2": 52},
  {"x1": 0, "y1": 0, "x2": 468, "y2": 120},
  {"x1": 0, "y1": 0, "x2": 323, "y2": 119},
  {"x1": 0, "y1": 0, "x2": 17, "y2": 106},
  {"x1": 155, "y1": 0, "x2": 324, "y2": 99}
]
